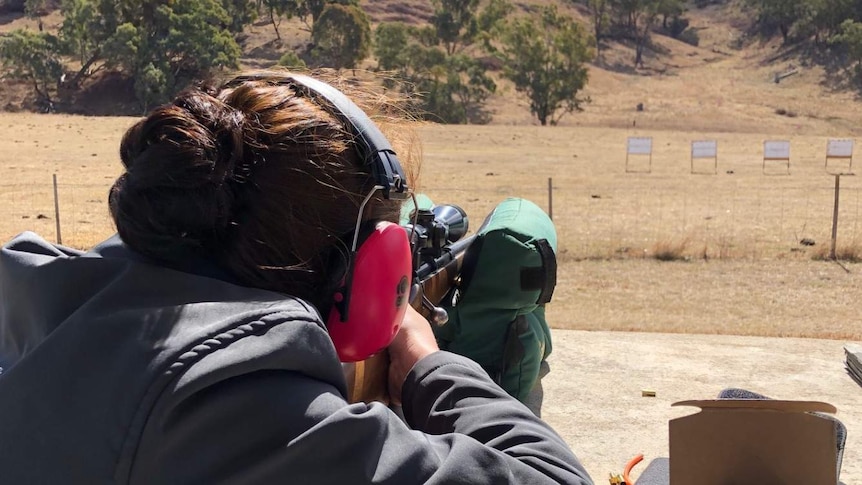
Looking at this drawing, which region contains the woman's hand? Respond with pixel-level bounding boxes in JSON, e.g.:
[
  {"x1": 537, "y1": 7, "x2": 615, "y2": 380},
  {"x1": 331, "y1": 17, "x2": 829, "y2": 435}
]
[{"x1": 388, "y1": 306, "x2": 439, "y2": 405}]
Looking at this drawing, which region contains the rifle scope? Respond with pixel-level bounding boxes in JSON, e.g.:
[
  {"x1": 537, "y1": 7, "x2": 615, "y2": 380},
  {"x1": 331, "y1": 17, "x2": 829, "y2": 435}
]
[
  {"x1": 403, "y1": 204, "x2": 469, "y2": 269},
  {"x1": 404, "y1": 204, "x2": 472, "y2": 326}
]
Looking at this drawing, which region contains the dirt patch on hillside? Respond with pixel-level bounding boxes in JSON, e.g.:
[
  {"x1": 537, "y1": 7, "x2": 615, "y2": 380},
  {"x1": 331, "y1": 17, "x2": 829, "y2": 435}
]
[{"x1": 360, "y1": 0, "x2": 433, "y2": 24}]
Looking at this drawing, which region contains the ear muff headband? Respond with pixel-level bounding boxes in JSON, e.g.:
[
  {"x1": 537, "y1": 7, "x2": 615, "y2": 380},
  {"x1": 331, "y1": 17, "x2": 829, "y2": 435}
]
[
  {"x1": 286, "y1": 74, "x2": 409, "y2": 200},
  {"x1": 225, "y1": 73, "x2": 409, "y2": 200}
]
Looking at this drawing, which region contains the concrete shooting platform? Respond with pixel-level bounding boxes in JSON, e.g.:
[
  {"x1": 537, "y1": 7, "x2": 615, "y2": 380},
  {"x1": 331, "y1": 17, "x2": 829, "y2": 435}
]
[{"x1": 541, "y1": 330, "x2": 862, "y2": 483}]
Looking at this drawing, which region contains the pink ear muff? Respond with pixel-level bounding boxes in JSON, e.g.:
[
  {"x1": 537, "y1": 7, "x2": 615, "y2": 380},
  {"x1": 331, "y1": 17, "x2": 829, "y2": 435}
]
[{"x1": 327, "y1": 222, "x2": 412, "y2": 362}]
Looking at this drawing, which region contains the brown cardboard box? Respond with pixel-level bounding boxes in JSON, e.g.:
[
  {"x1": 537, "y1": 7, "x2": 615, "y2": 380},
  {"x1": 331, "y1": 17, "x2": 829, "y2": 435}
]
[{"x1": 669, "y1": 400, "x2": 840, "y2": 484}]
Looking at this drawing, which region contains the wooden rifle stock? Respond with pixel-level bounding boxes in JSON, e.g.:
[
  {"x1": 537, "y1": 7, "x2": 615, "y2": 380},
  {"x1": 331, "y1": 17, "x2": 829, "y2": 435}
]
[{"x1": 344, "y1": 235, "x2": 475, "y2": 404}]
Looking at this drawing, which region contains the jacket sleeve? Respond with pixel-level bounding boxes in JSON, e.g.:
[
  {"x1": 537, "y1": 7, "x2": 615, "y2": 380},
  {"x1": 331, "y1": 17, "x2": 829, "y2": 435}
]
[
  {"x1": 401, "y1": 351, "x2": 592, "y2": 483},
  {"x1": 129, "y1": 351, "x2": 593, "y2": 485}
]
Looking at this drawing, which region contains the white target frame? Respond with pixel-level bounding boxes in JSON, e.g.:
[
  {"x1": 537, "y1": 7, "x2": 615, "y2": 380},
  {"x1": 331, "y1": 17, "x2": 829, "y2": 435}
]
[
  {"x1": 825, "y1": 139, "x2": 854, "y2": 175},
  {"x1": 691, "y1": 140, "x2": 718, "y2": 175},
  {"x1": 763, "y1": 140, "x2": 791, "y2": 175},
  {"x1": 626, "y1": 137, "x2": 653, "y2": 174}
]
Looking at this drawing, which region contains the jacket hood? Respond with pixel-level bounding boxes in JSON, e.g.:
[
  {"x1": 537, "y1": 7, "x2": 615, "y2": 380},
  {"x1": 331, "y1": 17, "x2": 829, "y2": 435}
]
[
  {"x1": 0, "y1": 231, "x2": 349, "y2": 483},
  {"x1": 0, "y1": 232, "x2": 316, "y2": 372},
  {"x1": 0, "y1": 232, "x2": 89, "y2": 370}
]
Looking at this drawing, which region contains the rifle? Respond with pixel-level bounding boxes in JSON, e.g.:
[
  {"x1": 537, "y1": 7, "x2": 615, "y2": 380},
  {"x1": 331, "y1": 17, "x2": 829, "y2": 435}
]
[{"x1": 343, "y1": 205, "x2": 474, "y2": 404}]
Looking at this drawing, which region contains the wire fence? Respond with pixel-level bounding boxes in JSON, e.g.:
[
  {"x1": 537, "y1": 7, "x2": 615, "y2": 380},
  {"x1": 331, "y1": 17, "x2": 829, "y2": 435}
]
[
  {"x1": 0, "y1": 181, "x2": 113, "y2": 250},
  {"x1": 423, "y1": 174, "x2": 862, "y2": 261},
  {"x1": 2, "y1": 173, "x2": 861, "y2": 261}
]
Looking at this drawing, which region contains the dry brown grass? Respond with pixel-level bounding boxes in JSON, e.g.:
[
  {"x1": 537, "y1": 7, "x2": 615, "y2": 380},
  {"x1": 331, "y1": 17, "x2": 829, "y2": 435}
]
[
  {"x1": 0, "y1": 114, "x2": 133, "y2": 247},
  {"x1": 2, "y1": 117, "x2": 861, "y2": 341},
  {"x1": 410, "y1": 124, "x2": 862, "y2": 341},
  {"x1": 812, "y1": 241, "x2": 862, "y2": 263}
]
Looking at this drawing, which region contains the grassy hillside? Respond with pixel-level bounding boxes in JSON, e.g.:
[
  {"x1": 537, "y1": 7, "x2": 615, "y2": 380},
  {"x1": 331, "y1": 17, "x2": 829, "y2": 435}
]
[{"x1": 2, "y1": 1, "x2": 862, "y2": 135}]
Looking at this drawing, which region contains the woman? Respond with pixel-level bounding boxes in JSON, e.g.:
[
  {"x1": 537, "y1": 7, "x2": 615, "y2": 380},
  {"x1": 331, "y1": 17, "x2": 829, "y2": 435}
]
[{"x1": 0, "y1": 72, "x2": 593, "y2": 484}]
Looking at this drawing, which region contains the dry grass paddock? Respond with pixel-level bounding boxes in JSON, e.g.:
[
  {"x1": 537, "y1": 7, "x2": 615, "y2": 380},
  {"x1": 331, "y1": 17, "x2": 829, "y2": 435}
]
[{"x1": 1, "y1": 114, "x2": 860, "y2": 341}]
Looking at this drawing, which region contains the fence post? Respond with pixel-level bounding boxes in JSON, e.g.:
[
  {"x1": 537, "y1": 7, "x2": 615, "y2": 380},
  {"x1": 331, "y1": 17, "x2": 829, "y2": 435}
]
[
  {"x1": 830, "y1": 174, "x2": 840, "y2": 260},
  {"x1": 53, "y1": 174, "x2": 62, "y2": 245},
  {"x1": 547, "y1": 177, "x2": 553, "y2": 221}
]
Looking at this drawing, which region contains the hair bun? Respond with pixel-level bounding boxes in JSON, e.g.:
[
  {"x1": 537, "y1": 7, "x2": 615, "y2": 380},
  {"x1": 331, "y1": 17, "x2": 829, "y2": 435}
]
[{"x1": 110, "y1": 90, "x2": 249, "y2": 260}]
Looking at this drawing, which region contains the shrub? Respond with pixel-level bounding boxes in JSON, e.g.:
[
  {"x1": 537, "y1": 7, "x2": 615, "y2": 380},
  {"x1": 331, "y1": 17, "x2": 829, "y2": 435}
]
[
  {"x1": 278, "y1": 51, "x2": 307, "y2": 69},
  {"x1": 651, "y1": 238, "x2": 690, "y2": 261},
  {"x1": 677, "y1": 28, "x2": 700, "y2": 47},
  {"x1": 668, "y1": 17, "x2": 690, "y2": 38}
]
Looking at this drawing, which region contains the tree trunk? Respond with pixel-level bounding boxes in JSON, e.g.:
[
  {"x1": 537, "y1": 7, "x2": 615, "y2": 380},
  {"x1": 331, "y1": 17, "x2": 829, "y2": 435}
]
[
  {"x1": 270, "y1": 9, "x2": 281, "y2": 40},
  {"x1": 71, "y1": 51, "x2": 101, "y2": 88},
  {"x1": 537, "y1": 105, "x2": 548, "y2": 126},
  {"x1": 592, "y1": 3, "x2": 604, "y2": 63},
  {"x1": 32, "y1": 77, "x2": 54, "y2": 111},
  {"x1": 592, "y1": 8, "x2": 602, "y2": 43},
  {"x1": 635, "y1": 35, "x2": 646, "y2": 68}
]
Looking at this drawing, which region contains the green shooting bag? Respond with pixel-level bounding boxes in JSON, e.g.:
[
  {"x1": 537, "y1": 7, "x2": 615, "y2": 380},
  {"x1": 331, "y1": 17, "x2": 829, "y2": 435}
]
[{"x1": 435, "y1": 198, "x2": 558, "y2": 402}]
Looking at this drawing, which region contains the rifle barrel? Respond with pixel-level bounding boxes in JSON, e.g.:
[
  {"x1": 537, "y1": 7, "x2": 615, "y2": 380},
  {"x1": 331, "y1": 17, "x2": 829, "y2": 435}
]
[{"x1": 416, "y1": 235, "x2": 476, "y2": 282}]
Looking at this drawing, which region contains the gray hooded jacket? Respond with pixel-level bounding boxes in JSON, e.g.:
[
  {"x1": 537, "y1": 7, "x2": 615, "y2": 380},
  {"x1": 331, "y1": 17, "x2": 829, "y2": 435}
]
[{"x1": 0, "y1": 232, "x2": 593, "y2": 484}]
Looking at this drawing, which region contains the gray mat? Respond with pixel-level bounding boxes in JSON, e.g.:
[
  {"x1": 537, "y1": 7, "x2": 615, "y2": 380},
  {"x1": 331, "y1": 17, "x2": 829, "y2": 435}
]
[{"x1": 633, "y1": 457, "x2": 668, "y2": 485}]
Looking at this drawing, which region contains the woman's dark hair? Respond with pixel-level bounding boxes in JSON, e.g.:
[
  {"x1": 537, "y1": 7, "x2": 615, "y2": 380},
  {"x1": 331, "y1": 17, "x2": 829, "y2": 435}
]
[{"x1": 109, "y1": 71, "x2": 413, "y2": 306}]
